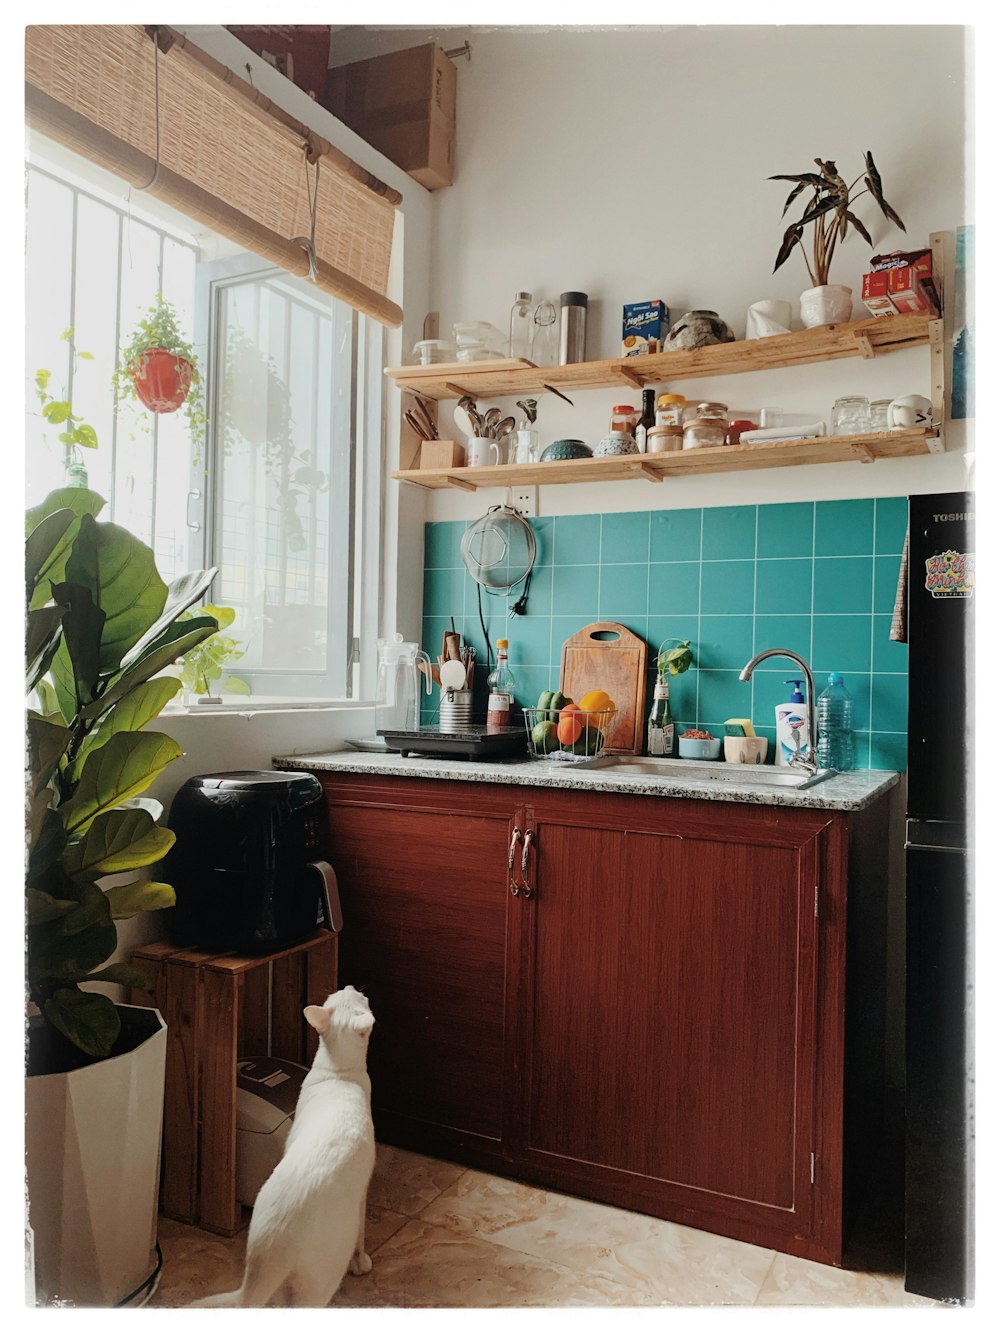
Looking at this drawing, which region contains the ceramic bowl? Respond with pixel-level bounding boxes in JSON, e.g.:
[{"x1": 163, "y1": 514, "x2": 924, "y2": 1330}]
[
  {"x1": 540, "y1": 439, "x2": 592, "y2": 462},
  {"x1": 678, "y1": 735, "x2": 721, "y2": 760},
  {"x1": 594, "y1": 431, "x2": 639, "y2": 457}
]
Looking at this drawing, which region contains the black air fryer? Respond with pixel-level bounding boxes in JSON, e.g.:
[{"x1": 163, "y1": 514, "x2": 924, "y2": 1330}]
[{"x1": 164, "y1": 770, "x2": 335, "y2": 953}]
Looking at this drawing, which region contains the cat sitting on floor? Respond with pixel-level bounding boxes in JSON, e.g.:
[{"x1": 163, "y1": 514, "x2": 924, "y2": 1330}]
[{"x1": 191, "y1": 986, "x2": 376, "y2": 1308}]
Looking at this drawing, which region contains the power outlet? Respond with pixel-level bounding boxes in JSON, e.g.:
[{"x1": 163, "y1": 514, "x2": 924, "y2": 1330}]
[{"x1": 511, "y1": 487, "x2": 538, "y2": 518}]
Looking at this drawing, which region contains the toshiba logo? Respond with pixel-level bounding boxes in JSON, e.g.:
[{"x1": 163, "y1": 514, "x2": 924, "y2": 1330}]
[{"x1": 932, "y1": 512, "x2": 972, "y2": 522}]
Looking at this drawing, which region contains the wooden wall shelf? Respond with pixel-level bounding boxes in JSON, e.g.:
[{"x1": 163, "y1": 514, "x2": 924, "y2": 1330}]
[
  {"x1": 386, "y1": 312, "x2": 937, "y2": 402},
  {"x1": 393, "y1": 428, "x2": 942, "y2": 490}
]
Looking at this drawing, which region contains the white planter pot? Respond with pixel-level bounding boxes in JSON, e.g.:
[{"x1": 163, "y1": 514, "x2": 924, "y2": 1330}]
[
  {"x1": 799, "y1": 284, "x2": 853, "y2": 328},
  {"x1": 25, "y1": 1005, "x2": 167, "y2": 1307}
]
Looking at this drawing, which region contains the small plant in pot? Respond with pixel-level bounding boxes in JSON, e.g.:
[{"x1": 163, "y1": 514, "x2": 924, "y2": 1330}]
[
  {"x1": 112, "y1": 293, "x2": 207, "y2": 455},
  {"x1": 178, "y1": 603, "x2": 252, "y2": 703},
  {"x1": 769, "y1": 151, "x2": 906, "y2": 328}
]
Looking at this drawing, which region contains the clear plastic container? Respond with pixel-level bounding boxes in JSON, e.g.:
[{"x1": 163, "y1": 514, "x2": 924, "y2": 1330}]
[
  {"x1": 682, "y1": 402, "x2": 729, "y2": 450},
  {"x1": 831, "y1": 395, "x2": 870, "y2": 435},
  {"x1": 816, "y1": 671, "x2": 855, "y2": 771},
  {"x1": 411, "y1": 339, "x2": 457, "y2": 365}
]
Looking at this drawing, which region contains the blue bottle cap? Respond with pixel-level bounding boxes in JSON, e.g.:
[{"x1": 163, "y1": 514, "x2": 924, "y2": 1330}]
[{"x1": 829, "y1": 671, "x2": 844, "y2": 685}]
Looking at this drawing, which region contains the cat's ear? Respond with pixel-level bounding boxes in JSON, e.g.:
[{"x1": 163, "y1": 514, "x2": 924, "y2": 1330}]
[
  {"x1": 304, "y1": 1004, "x2": 332, "y2": 1035},
  {"x1": 351, "y1": 1015, "x2": 375, "y2": 1039}
]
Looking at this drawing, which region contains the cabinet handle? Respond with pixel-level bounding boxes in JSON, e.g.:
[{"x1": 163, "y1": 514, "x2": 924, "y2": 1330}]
[
  {"x1": 521, "y1": 829, "x2": 536, "y2": 899},
  {"x1": 508, "y1": 826, "x2": 523, "y2": 896}
]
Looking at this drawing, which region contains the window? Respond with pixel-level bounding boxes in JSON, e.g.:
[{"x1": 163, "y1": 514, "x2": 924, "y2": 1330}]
[{"x1": 25, "y1": 143, "x2": 381, "y2": 700}]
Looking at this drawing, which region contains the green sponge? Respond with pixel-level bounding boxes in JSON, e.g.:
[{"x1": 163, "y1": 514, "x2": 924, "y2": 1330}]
[{"x1": 724, "y1": 718, "x2": 756, "y2": 737}]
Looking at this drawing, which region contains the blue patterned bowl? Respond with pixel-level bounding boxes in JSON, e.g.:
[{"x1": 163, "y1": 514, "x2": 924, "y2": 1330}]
[
  {"x1": 540, "y1": 439, "x2": 592, "y2": 462},
  {"x1": 594, "y1": 432, "x2": 639, "y2": 457}
]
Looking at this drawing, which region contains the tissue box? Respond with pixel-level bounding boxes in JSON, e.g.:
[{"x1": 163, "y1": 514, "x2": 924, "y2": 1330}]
[{"x1": 622, "y1": 300, "x2": 668, "y2": 356}]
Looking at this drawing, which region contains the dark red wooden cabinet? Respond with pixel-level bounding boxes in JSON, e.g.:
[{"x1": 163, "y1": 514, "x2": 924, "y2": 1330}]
[{"x1": 316, "y1": 771, "x2": 889, "y2": 1265}]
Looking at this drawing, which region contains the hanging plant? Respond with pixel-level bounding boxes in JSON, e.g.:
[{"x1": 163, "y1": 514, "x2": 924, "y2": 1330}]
[{"x1": 112, "y1": 294, "x2": 207, "y2": 458}]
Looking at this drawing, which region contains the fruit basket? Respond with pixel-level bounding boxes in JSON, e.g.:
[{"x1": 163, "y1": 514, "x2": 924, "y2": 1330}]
[{"x1": 523, "y1": 705, "x2": 616, "y2": 764}]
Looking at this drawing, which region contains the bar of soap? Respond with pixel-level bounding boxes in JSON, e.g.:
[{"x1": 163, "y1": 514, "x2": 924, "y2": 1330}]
[{"x1": 724, "y1": 718, "x2": 756, "y2": 737}]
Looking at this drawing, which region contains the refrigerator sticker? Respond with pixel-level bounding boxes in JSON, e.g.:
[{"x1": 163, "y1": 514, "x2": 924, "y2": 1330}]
[{"x1": 924, "y1": 550, "x2": 974, "y2": 599}]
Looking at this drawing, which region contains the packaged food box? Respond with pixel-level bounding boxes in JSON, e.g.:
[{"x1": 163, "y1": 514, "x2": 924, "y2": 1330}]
[
  {"x1": 861, "y1": 269, "x2": 897, "y2": 318},
  {"x1": 869, "y1": 249, "x2": 942, "y2": 316},
  {"x1": 622, "y1": 300, "x2": 668, "y2": 356}
]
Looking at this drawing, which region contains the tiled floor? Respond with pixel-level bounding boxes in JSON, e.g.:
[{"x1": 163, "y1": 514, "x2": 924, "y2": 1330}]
[{"x1": 149, "y1": 1142, "x2": 938, "y2": 1309}]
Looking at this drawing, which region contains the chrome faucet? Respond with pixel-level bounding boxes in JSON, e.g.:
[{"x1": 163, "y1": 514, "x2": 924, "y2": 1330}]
[{"x1": 739, "y1": 648, "x2": 818, "y2": 774}]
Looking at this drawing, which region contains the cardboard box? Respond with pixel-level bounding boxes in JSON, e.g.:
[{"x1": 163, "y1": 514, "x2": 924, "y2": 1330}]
[
  {"x1": 861, "y1": 270, "x2": 897, "y2": 318},
  {"x1": 324, "y1": 44, "x2": 457, "y2": 190},
  {"x1": 226, "y1": 26, "x2": 332, "y2": 100},
  {"x1": 870, "y1": 248, "x2": 942, "y2": 316},
  {"x1": 419, "y1": 439, "x2": 465, "y2": 469},
  {"x1": 622, "y1": 300, "x2": 669, "y2": 355}
]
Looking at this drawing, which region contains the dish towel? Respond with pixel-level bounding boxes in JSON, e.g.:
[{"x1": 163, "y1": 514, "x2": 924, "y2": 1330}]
[{"x1": 890, "y1": 531, "x2": 908, "y2": 643}]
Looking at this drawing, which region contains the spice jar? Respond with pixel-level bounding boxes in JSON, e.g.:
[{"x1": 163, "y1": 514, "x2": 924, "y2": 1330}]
[
  {"x1": 655, "y1": 393, "x2": 686, "y2": 427},
  {"x1": 682, "y1": 402, "x2": 729, "y2": 450},
  {"x1": 610, "y1": 403, "x2": 638, "y2": 436},
  {"x1": 646, "y1": 425, "x2": 683, "y2": 454}
]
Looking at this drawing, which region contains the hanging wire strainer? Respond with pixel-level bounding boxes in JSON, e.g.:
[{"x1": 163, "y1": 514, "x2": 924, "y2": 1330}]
[{"x1": 460, "y1": 504, "x2": 537, "y2": 593}]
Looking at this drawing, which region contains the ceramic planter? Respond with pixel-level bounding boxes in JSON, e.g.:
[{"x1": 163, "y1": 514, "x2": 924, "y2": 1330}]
[
  {"x1": 25, "y1": 1005, "x2": 167, "y2": 1307},
  {"x1": 799, "y1": 284, "x2": 853, "y2": 328},
  {"x1": 130, "y1": 348, "x2": 194, "y2": 413}
]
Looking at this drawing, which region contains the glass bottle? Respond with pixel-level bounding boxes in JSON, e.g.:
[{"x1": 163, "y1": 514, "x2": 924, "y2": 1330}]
[
  {"x1": 487, "y1": 639, "x2": 517, "y2": 733},
  {"x1": 530, "y1": 300, "x2": 558, "y2": 366},
  {"x1": 509, "y1": 292, "x2": 533, "y2": 360},
  {"x1": 655, "y1": 393, "x2": 686, "y2": 427},
  {"x1": 610, "y1": 403, "x2": 639, "y2": 437},
  {"x1": 647, "y1": 677, "x2": 674, "y2": 756},
  {"x1": 634, "y1": 389, "x2": 656, "y2": 454},
  {"x1": 830, "y1": 395, "x2": 870, "y2": 436}
]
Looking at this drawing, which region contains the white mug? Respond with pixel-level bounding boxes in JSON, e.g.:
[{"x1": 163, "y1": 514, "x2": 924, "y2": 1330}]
[
  {"x1": 887, "y1": 394, "x2": 933, "y2": 430},
  {"x1": 467, "y1": 437, "x2": 502, "y2": 466}
]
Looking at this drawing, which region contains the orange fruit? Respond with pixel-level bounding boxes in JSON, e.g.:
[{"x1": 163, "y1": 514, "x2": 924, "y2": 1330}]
[
  {"x1": 557, "y1": 703, "x2": 584, "y2": 746},
  {"x1": 577, "y1": 688, "x2": 615, "y2": 724}
]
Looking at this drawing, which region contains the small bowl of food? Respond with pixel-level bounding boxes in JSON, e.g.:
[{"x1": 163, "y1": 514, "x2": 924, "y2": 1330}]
[{"x1": 678, "y1": 728, "x2": 721, "y2": 760}]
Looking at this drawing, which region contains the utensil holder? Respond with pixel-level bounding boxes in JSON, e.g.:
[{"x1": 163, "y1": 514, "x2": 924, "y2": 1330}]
[
  {"x1": 419, "y1": 439, "x2": 465, "y2": 469},
  {"x1": 439, "y1": 688, "x2": 473, "y2": 732}
]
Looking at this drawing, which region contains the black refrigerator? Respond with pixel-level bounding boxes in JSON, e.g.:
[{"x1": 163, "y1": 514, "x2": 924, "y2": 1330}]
[{"x1": 904, "y1": 491, "x2": 974, "y2": 1303}]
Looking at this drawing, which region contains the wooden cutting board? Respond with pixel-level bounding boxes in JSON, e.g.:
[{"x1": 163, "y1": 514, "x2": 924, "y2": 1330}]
[{"x1": 560, "y1": 622, "x2": 648, "y2": 755}]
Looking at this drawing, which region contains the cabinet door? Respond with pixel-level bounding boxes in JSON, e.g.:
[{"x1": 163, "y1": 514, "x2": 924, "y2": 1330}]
[
  {"x1": 512, "y1": 795, "x2": 828, "y2": 1255},
  {"x1": 322, "y1": 778, "x2": 513, "y2": 1157}
]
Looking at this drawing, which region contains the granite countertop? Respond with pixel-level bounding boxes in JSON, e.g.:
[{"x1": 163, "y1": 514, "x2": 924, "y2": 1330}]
[{"x1": 272, "y1": 749, "x2": 899, "y2": 812}]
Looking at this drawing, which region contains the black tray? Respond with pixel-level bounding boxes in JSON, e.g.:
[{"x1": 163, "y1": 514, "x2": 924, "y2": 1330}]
[{"x1": 377, "y1": 725, "x2": 527, "y2": 760}]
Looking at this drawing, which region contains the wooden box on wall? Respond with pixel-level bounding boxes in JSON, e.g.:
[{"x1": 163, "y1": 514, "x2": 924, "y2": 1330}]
[{"x1": 323, "y1": 43, "x2": 456, "y2": 190}]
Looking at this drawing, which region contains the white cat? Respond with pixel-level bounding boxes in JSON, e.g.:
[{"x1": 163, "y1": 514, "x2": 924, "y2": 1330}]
[{"x1": 191, "y1": 985, "x2": 376, "y2": 1307}]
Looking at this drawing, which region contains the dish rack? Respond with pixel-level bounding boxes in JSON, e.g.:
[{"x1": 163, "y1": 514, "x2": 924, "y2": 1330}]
[{"x1": 523, "y1": 706, "x2": 616, "y2": 764}]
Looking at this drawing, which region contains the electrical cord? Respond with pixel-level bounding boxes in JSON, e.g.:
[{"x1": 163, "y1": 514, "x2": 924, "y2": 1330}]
[{"x1": 113, "y1": 1242, "x2": 163, "y2": 1307}]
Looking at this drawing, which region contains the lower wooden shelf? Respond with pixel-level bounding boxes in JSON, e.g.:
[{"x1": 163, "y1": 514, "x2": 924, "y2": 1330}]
[{"x1": 393, "y1": 429, "x2": 942, "y2": 490}]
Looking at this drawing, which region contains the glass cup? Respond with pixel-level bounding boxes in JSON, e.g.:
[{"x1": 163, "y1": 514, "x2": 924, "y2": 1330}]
[
  {"x1": 869, "y1": 399, "x2": 891, "y2": 431},
  {"x1": 831, "y1": 396, "x2": 870, "y2": 436}
]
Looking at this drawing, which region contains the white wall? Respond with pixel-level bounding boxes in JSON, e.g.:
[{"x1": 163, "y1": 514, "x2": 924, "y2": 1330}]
[{"x1": 341, "y1": 23, "x2": 971, "y2": 522}]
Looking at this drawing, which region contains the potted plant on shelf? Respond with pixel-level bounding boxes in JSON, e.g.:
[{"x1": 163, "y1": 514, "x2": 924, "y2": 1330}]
[
  {"x1": 769, "y1": 151, "x2": 906, "y2": 328},
  {"x1": 25, "y1": 484, "x2": 219, "y2": 1306},
  {"x1": 112, "y1": 294, "x2": 207, "y2": 454}
]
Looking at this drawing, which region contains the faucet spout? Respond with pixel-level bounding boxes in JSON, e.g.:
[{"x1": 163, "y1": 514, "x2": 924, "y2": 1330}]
[{"x1": 738, "y1": 647, "x2": 818, "y2": 773}]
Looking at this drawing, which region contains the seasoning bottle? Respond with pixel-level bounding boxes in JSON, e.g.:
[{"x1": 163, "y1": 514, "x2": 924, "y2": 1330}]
[
  {"x1": 655, "y1": 393, "x2": 686, "y2": 427},
  {"x1": 610, "y1": 403, "x2": 638, "y2": 437},
  {"x1": 634, "y1": 389, "x2": 656, "y2": 454},
  {"x1": 558, "y1": 291, "x2": 588, "y2": 364},
  {"x1": 509, "y1": 292, "x2": 533, "y2": 359},
  {"x1": 647, "y1": 677, "x2": 674, "y2": 756},
  {"x1": 487, "y1": 639, "x2": 517, "y2": 733},
  {"x1": 682, "y1": 402, "x2": 729, "y2": 450}
]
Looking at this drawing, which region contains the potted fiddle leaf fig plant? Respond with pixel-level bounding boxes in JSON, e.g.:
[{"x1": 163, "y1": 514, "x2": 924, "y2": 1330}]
[
  {"x1": 769, "y1": 151, "x2": 906, "y2": 327},
  {"x1": 112, "y1": 293, "x2": 207, "y2": 455},
  {"x1": 25, "y1": 484, "x2": 219, "y2": 1306}
]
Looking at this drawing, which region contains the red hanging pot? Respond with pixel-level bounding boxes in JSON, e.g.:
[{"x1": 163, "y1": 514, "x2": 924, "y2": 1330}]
[{"x1": 130, "y1": 348, "x2": 194, "y2": 414}]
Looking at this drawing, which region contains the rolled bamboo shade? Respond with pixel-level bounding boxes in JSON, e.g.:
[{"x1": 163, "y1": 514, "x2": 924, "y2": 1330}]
[{"x1": 25, "y1": 24, "x2": 403, "y2": 327}]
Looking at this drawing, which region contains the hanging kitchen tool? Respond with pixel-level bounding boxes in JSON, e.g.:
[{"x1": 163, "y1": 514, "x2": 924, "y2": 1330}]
[{"x1": 461, "y1": 504, "x2": 536, "y2": 593}]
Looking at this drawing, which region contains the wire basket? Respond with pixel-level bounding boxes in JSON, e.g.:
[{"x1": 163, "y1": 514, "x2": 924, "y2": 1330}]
[{"x1": 522, "y1": 706, "x2": 616, "y2": 764}]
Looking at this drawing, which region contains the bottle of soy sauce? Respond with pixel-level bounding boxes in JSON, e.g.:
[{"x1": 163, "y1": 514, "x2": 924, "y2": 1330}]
[{"x1": 635, "y1": 389, "x2": 656, "y2": 453}]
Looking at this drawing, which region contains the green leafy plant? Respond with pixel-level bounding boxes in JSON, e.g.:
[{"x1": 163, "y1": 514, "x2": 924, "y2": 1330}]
[
  {"x1": 26, "y1": 486, "x2": 219, "y2": 1059},
  {"x1": 33, "y1": 329, "x2": 100, "y2": 482},
  {"x1": 111, "y1": 293, "x2": 208, "y2": 460},
  {"x1": 657, "y1": 639, "x2": 694, "y2": 680},
  {"x1": 769, "y1": 152, "x2": 906, "y2": 288},
  {"x1": 179, "y1": 603, "x2": 251, "y2": 699}
]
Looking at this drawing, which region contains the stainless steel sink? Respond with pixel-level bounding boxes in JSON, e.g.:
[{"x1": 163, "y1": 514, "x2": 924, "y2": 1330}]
[{"x1": 605, "y1": 756, "x2": 836, "y2": 790}]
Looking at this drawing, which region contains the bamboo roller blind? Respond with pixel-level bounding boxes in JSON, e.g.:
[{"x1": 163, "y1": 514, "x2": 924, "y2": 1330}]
[{"x1": 25, "y1": 24, "x2": 403, "y2": 327}]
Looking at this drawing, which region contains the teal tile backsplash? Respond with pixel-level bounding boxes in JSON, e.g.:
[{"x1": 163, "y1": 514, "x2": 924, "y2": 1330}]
[{"x1": 422, "y1": 496, "x2": 910, "y2": 769}]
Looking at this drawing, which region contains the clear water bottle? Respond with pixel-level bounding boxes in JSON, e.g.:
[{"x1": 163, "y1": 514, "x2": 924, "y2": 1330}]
[
  {"x1": 816, "y1": 671, "x2": 855, "y2": 771},
  {"x1": 509, "y1": 292, "x2": 533, "y2": 359}
]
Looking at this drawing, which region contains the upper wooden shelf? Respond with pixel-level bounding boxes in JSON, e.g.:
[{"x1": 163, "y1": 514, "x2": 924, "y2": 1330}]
[
  {"x1": 393, "y1": 428, "x2": 943, "y2": 491},
  {"x1": 385, "y1": 312, "x2": 938, "y2": 402}
]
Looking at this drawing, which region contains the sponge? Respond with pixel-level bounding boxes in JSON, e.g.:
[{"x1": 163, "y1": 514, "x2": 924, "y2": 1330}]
[{"x1": 724, "y1": 718, "x2": 756, "y2": 737}]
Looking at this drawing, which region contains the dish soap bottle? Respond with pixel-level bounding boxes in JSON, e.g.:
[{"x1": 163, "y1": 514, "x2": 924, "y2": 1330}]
[
  {"x1": 647, "y1": 676, "x2": 674, "y2": 756},
  {"x1": 775, "y1": 680, "x2": 808, "y2": 767},
  {"x1": 487, "y1": 639, "x2": 517, "y2": 733},
  {"x1": 816, "y1": 672, "x2": 855, "y2": 771}
]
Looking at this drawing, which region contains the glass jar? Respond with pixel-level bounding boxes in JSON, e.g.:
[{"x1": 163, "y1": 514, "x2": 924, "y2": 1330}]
[
  {"x1": 682, "y1": 402, "x2": 729, "y2": 450},
  {"x1": 646, "y1": 425, "x2": 683, "y2": 454},
  {"x1": 831, "y1": 395, "x2": 871, "y2": 436},
  {"x1": 869, "y1": 398, "x2": 891, "y2": 431},
  {"x1": 610, "y1": 403, "x2": 638, "y2": 436},
  {"x1": 655, "y1": 393, "x2": 686, "y2": 427}
]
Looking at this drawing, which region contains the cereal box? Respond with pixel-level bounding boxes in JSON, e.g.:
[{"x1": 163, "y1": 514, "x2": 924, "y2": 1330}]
[{"x1": 622, "y1": 300, "x2": 669, "y2": 356}]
